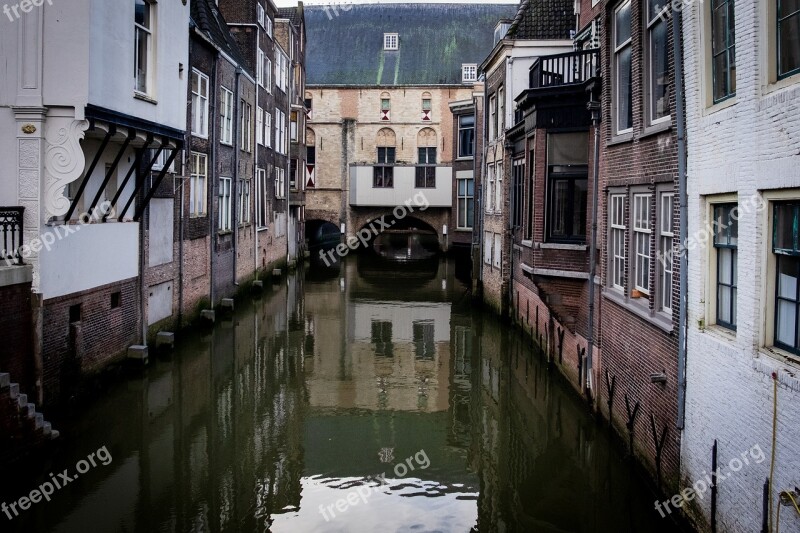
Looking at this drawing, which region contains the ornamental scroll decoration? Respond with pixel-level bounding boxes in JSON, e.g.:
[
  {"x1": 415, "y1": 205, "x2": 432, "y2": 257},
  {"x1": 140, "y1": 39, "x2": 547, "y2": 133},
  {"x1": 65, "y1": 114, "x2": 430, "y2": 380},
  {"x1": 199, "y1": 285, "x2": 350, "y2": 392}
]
[{"x1": 43, "y1": 118, "x2": 89, "y2": 220}]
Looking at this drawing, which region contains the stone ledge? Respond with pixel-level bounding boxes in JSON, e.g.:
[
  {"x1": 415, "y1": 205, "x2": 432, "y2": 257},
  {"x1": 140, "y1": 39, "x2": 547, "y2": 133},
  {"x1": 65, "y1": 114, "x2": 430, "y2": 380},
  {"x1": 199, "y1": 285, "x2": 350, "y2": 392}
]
[{"x1": 0, "y1": 264, "x2": 33, "y2": 287}]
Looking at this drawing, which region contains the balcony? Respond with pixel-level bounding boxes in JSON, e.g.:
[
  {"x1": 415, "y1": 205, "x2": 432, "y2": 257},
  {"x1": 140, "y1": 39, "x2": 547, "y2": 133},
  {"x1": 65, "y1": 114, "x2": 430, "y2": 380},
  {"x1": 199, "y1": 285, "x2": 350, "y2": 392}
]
[
  {"x1": 1, "y1": 207, "x2": 24, "y2": 266},
  {"x1": 529, "y1": 49, "x2": 600, "y2": 90},
  {"x1": 350, "y1": 165, "x2": 452, "y2": 208}
]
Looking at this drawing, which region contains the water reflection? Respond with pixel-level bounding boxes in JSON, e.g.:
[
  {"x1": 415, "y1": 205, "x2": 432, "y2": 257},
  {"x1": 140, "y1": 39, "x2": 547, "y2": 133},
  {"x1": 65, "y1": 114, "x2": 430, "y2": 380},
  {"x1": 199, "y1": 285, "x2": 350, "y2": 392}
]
[{"x1": 3, "y1": 256, "x2": 682, "y2": 533}]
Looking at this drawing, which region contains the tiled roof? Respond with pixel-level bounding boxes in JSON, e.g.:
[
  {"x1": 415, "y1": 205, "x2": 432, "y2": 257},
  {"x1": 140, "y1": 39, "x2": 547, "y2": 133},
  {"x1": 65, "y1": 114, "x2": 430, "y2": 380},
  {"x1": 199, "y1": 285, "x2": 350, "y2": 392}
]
[
  {"x1": 305, "y1": 3, "x2": 519, "y2": 86},
  {"x1": 506, "y1": 0, "x2": 574, "y2": 40},
  {"x1": 191, "y1": 0, "x2": 251, "y2": 74},
  {"x1": 277, "y1": 5, "x2": 303, "y2": 26}
]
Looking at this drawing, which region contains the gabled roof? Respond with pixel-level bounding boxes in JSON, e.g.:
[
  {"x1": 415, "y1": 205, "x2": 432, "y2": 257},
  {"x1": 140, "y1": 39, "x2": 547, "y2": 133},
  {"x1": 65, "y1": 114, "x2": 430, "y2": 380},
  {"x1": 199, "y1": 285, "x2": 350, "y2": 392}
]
[
  {"x1": 305, "y1": 3, "x2": 519, "y2": 86},
  {"x1": 277, "y1": 4, "x2": 304, "y2": 26},
  {"x1": 506, "y1": 0, "x2": 574, "y2": 40},
  {"x1": 191, "y1": 0, "x2": 251, "y2": 74}
]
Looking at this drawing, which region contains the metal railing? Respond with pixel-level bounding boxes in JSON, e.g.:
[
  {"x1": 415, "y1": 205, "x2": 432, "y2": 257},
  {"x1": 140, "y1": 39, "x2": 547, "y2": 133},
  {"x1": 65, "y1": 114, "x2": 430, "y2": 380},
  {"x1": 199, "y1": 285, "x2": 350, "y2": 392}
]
[
  {"x1": 529, "y1": 49, "x2": 600, "y2": 90},
  {"x1": 0, "y1": 207, "x2": 24, "y2": 265}
]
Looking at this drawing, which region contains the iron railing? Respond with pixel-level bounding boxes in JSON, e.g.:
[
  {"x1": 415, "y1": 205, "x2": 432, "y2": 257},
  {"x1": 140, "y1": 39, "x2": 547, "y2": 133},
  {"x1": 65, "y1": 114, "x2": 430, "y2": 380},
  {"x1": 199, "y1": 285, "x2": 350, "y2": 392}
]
[
  {"x1": 529, "y1": 49, "x2": 600, "y2": 90},
  {"x1": 0, "y1": 207, "x2": 24, "y2": 265}
]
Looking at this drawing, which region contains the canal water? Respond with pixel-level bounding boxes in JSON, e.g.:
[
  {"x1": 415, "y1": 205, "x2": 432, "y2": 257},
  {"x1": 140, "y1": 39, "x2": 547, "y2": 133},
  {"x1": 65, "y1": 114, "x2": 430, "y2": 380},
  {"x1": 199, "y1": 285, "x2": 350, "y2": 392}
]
[{"x1": 5, "y1": 256, "x2": 684, "y2": 532}]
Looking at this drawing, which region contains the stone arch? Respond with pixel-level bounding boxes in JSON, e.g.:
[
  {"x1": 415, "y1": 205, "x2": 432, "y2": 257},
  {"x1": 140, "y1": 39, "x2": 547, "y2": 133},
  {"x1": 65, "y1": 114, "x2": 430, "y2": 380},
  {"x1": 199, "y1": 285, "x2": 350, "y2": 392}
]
[
  {"x1": 417, "y1": 127, "x2": 437, "y2": 147},
  {"x1": 306, "y1": 127, "x2": 316, "y2": 146},
  {"x1": 376, "y1": 127, "x2": 396, "y2": 147}
]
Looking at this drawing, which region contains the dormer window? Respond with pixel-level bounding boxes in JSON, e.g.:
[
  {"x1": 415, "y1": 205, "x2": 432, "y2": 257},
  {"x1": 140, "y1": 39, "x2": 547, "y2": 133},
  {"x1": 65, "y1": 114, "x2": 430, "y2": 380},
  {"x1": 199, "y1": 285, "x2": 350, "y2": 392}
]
[
  {"x1": 384, "y1": 33, "x2": 399, "y2": 51},
  {"x1": 462, "y1": 64, "x2": 478, "y2": 83}
]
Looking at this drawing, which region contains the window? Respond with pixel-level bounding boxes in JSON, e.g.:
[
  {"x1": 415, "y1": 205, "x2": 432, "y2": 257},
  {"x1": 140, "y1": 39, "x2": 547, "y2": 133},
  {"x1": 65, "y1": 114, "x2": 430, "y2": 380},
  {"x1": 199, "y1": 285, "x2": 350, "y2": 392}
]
[
  {"x1": 306, "y1": 145, "x2": 316, "y2": 188},
  {"x1": 275, "y1": 167, "x2": 286, "y2": 199},
  {"x1": 381, "y1": 93, "x2": 391, "y2": 121},
  {"x1": 457, "y1": 177, "x2": 474, "y2": 229},
  {"x1": 498, "y1": 87, "x2": 505, "y2": 133},
  {"x1": 219, "y1": 178, "x2": 232, "y2": 232},
  {"x1": 257, "y1": 3, "x2": 265, "y2": 27},
  {"x1": 266, "y1": 17, "x2": 273, "y2": 38},
  {"x1": 257, "y1": 49, "x2": 264, "y2": 86},
  {"x1": 265, "y1": 111, "x2": 272, "y2": 148},
  {"x1": 256, "y1": 168, "x2": 268, "y2": 228},
  {"x1": 547, "y1": 133, "x2": 588, "y2": 243},
  {"x1": 609, "y1": 194, "x2": 626, "y2": 290},
  {"x1": 713, "y1": 203, "x2": 738, "y2": 329},
  {"x1": 613, "y1": 0, "x2": 633, "y2": 134},
  {"x1": 493, "y1": 234, "x2": 502, "y2": 268},
  {"x1": 462, "y1": 64, "x2": 478, "y2": 83},
  {"x1": 372, "y1": 321, "x2": 394, "y2": 357},
  {"x1": 241, "y1": 101, "x2": 252, "y2": 152},
  {"x1": 778, "y1": 0, "x2": 800, "y2": 79},
  {"x1": 413, "y1": 321, "x2": 436, "y2": 360},
  {"x1": 264, "y1": 57, "x2": 272, "y2": 92},
  {"x1": 374, "y1": 147, "x2": 395, "y2": 188},
  {"x1": 421, "y1": 93, "x2": 432, "y2": 121},
  {"x1": 458, "y1": 115, "x2": 475, "y2": 158},
  {"x1": 773, "y1": 203, "x2": 800, "y2": 355},
  {"x1": 416, "y1": 147, "x2": 437, "y2": 188},
  {"x1": 191, "y1": 70, "x2": 209, "y2": 137},
  {"x1": 485, "y1": 164, "x2": 494, "y2": 213},
  {"x1": 290, "y1": 159, "x2": 298, "y2": 190},
  {"x1": 275, "y1": 108, "x2": 286, "y2": 155},
  {"x1": 483, "y1": 232, "x2": 493, "y2": 265},
  {"x1": 221, "y1": 88, "x2": 234, "y2": 145},
  {"x1": 633, "y1": 193, "x2": 652, "y2": 295},
  {"x1": 238, "y1": 179, "x2": 251, "y2": 225},
  {"x1": 489, "y1": 95, "x2": 497, "y2": 141},
  {"x1": 384, "y1": 33, "x2": 399, "y2": 51},
  {"x1": 134, "y1": 0, "x2": 152, "y2": 93},
  {"x1": 659, "y1": 193, "x2": 675, "y2": 315},
  {"x1": 111, "y1": 292, "x2": 121, "y2": 310},
  {"x1": 290, "y1": 111, "x2": 298, "y2": 141},
  {"x1": 256, "y1": 106, "x2": 264, "y2": 146},
  {"x1": 646, "y1": 0, "x2": 670, "y2": 124},
  {"x1": 190, "y1": 152, "x2": 208, "y2": 217},
  {"x1": 512, "y1": 158, "x2": 525, "y2": 229},
  {"x1": 494, "y1": 163, "x2": 503, "y2": 215},
  {"x1": 711, "y1": 0, "x2": 736, "y2": 102}
]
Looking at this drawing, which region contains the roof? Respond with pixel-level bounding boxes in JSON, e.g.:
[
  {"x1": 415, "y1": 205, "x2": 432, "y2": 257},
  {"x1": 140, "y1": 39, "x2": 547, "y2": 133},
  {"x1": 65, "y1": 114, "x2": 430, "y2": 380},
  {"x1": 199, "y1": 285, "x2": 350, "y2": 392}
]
[
  {"x1": 277, "y1": 4, "x2": 304, "y2": 26},
  {"x1": 191, "y1": 0, "x2": 251, "y2": 73},
  {"x1": 305, "y1": 3, "x2": 519, "y2": 86},
  {"x1": 506, "y1": 0, "x2": 574, "y2": 40}
]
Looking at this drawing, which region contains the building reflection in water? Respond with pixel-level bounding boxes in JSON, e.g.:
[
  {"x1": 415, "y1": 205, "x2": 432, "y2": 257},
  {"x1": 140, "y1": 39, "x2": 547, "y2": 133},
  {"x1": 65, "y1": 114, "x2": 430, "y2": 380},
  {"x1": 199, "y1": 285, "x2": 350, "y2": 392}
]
[{"x1": 6, "y1": 256, "x2": 681, "y2": 533}]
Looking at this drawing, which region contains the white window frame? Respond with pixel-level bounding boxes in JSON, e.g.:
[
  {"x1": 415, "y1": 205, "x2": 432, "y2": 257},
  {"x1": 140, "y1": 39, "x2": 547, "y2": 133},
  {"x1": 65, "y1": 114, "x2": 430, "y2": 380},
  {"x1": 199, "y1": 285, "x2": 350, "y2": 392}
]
[
  {"x1": 257, "y1": 49, "x2": 265, "y2": 86},
  {"x1": 646, "y1": 0, "x2": 671, "y2": 126},
  {"x1": 498, "y1": 86, "x2": 505, "y2": 134},
  {"x1": 493, "y1": 233, "x2": 502, "y2": 269},
  {"x1": 609, "y1": 193, "x2": 626, "y2": 291},
  {"x1": 658, "y1": 192, "x2": 675, "y2": 314},
  {"x1": 189, "y1": 152, "x2": 208, "y2": 217},
  {"x1": 257, "y1": 3, "x2": 265, "y2": 27},
  {"x1": 494, "y1": 162, "x2": 503, "y2": 215},
  {"x1": 488, "y1": 95, "x2": 497, "y2": 141},
  {"x1": 134, "y1": 0, "x2": 153, "y2": 94},
  {"x1": 457, "y1": 177, "x2": 474, "y2": 230},
  {"x1": 265, "y1": 111, "x2": 272, "y2": 148},
  {"x1": 220, "y1": 87, "x2": 234, "y2": 145},
  {"x1": 613, "y1": 0, "x2": 633, "y2": 136},
  {"x1": 384, "y1": 33, "x2": 399, "y2": 51},
  {"x1": 264, "y1": 57, "x2": 272, "y2": 92},
  {"x1": 484, "y1": 231, "x2": 493, "y2": 265},
  {"x1": 256, "y1": 168, "x2": 269, "y2": 229},
  {"x1": 191, "y1": 69, "x2": 210, "y2": 138},
  {"x1": 462, "y1": 64, "x2": 478, "y2": 83},
  {"x1": 241, "y1": 101, "x2": 252, "y2": 153},
  {"x1": 219, "y1": 177, "x2": 232, "y2": 232},
  {"x1": 485, "y1": 164, "x2": 494, "y2": 213},
  {"x1": 238, "y1": 179, "x2": 251, "y2": 226},
  {"x1": 275, "y1": 167, "x2": 286, "y2": 199},
  {"x1": 256, "y1": 106, "x2": 264, "y2": 146},
  {"x1": 266, "y1": 17, "x2": 273, "y2": 38},
  {"x1": 633, "y1": 193, "x2": 652, "y2": 295}
]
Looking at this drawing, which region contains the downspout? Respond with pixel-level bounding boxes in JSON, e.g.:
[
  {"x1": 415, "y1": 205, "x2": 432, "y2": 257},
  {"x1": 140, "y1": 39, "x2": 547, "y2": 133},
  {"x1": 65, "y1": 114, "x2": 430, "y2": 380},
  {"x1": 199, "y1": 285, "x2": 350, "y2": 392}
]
[
  {"x1": 209, "y1": 51, "x2": 219, "y2": 308},
  {"x1": 254, "y1": 28, "x2": 261, "y2": 283},
  {"x1": 673, "y1": 5, "x2": 689, "y2": 429},
  {"x1": 586, "y1": 97, "x2": 601, "y2": 397},
  {"x1": 286, "y1": 58, "x2": 292, "y2": 265},
  {"x1": 233, "y1": 66, "x2": 242, "y2": 287}
]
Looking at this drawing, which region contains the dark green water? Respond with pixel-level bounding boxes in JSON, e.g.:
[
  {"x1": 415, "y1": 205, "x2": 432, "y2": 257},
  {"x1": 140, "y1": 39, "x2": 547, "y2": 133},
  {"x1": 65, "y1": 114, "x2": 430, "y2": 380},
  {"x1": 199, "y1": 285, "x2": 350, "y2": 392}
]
[{"x1": 4, "y1": 256, "x2": 684, "y2": 532}]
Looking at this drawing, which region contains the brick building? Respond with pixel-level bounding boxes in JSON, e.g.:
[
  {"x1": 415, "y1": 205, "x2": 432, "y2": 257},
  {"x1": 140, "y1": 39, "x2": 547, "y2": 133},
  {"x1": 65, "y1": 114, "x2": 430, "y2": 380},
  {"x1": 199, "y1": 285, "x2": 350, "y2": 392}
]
[
  {"x1": 304, "y1": 3, "x2": 517, "y2": 262},
  {"x1": 680, "y1": 1, "x2": 800, "y2": 531}
]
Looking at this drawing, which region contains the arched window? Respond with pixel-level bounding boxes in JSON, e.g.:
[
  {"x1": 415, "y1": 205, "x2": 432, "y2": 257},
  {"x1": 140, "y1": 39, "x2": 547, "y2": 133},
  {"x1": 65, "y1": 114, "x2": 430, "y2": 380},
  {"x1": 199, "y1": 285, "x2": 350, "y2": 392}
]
[
  {"x1": 380, "y1": 92, "x2": 391, "y2": 121},
  {"x1": 416, "y1": 128, "x2": 437, "y2": 188},
  {"x1": 306, "y1": 128, "x2": 316, "y2": 188},
  {"x1": 421, "y1": 92, "x2": 432, "y2": 121},
  {"x1": 375, "y1": 128, "x2": 396, "y2": 188}
]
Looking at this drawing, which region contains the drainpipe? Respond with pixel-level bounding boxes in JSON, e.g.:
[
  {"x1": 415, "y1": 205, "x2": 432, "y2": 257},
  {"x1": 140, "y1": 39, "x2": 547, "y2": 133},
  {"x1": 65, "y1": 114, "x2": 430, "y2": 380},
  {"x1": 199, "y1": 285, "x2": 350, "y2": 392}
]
[
  {"x1": 673, "y1": 5, "x2": 689, "y2": 429},
  {"x1": 210, "y1": 51, "x2": 219, "y2": 308},
  {"x1": 286, "y1": 58, "x2": 292, "y2": 266},
  {"x1": 586, "y1": 98, "x2": 601, "y2": 397},
  {"x1": 233, "y1": 67, "x2": 242, "y2": 287},
  {"x1": 254, "y1": 28, "x2": 261, "y2": 283}
]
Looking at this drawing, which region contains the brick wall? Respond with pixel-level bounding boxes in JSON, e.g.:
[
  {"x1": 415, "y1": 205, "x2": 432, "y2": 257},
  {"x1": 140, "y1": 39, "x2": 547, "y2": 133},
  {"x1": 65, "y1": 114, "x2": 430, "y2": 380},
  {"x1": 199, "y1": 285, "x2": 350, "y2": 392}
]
[
  {"x1": 681, "y1": 1, "x2": 800, "y2": 531},
  {"x1": 0, "y1": 281, "x2": 35, "y2": 393}
]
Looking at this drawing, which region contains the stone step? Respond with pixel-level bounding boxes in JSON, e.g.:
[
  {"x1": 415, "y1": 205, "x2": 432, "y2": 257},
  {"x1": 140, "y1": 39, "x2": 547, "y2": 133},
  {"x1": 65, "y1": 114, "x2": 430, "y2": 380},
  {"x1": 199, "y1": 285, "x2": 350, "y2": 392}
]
[
  {"x1": 8, "y1": 383, "x2": 19, "y2": 400},
  {"x1": 17, "y1": 393, "x2": 27, "y2": 408},
  {"x1": 0, "y1": 373, "x2": 9, "y2": 390},
  {"x1": 34, "y1": 412, "x2": 43, "y2": 430}
]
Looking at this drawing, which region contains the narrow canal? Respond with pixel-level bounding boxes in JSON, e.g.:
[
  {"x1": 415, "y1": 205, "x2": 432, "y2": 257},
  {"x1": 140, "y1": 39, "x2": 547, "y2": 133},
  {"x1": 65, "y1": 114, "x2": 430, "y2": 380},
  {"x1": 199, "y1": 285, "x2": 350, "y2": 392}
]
[{"x1": 6, "y1": 256, "x2": 685, "y2": 532}]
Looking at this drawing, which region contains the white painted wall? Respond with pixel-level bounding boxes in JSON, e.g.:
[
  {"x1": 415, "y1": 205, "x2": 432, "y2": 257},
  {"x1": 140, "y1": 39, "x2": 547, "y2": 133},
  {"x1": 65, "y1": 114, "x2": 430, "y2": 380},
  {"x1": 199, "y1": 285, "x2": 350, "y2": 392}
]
[
  {"x1": 350, "y1": 301, "x2": 451, "y2": 343},
  {"x1": 149, "y1": 199, "x2": 174, "y2": 267},
  {"x1": 350, "y1": 166, "x2": 452, "y2": 207},
  {"x1": 682, "y1": 2, "x2": 800, "y2": 532},
  {"x1": 39, "y1": 222, "x2": 139, "y2": 299}
]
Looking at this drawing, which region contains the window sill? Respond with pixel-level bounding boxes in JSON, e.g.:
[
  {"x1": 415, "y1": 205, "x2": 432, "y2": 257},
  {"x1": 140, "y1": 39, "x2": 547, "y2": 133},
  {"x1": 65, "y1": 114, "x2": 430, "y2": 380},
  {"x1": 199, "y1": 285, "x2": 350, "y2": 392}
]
[
  {"x1": 521, "y1": 240, "x2": 533, "y2": 248},
  {"x1": 603, "y1": 289, "x2": 674, "y2": 333},
  {"x1": 764, "y1": 71, "x2": 800, "y2": 96},
  {"x1": 189, "y1": 214, "x2": 208, "y2": 219},
  {"x1": 455, "y1": 157, "x2": 474, "y2": 162},
  {"x1": 640, "y1": 120, "x2": 671, "y2": 139},
  {"x1": 454, "y1": 227, "x2": 472, "y2": 232},
  {"x1": 754, "y1": 349, "x2": 800, "y2": 391},
  {"x1": 704, "y1": 95, "x2": 737, "y2": 115},
  {"x1": 218, "y1": 230, "x2": 232, "y2": 236},
  {"x1": 134, "y1": 92, "x2": 157, "y2": 105},
  {"x1": 257, "y1": 226, "x2": 269, "y2": 233},
  {"x1": 607, "y1": 132, "x2": 633, "y2": 146},
  {"x1": 539, "y1": 242, "x2": 588, "y2": 251},
  {"x1": 700, "y1": 324, "x2": 737, "y2": 343}
]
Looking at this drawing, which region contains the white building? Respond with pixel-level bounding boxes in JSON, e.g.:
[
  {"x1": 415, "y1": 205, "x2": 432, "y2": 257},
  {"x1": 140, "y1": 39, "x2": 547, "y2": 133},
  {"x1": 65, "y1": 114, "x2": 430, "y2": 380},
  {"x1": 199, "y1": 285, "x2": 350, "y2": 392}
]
[
  {"x1": 681, "y1": 1, "x2": 800, "y2": 531},
  {"x1": 0, "y1": 0, "x2": 189, "y2": 403}
]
